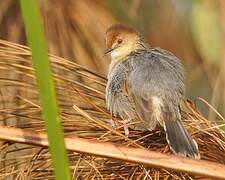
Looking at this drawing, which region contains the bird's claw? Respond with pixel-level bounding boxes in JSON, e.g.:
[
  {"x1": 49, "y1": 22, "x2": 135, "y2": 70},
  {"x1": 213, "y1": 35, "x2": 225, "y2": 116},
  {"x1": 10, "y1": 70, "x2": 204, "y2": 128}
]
[
  {"x1": 109, "y1": 119, "x2": 116, "y2": 128},
  {"x1": 123, "y1": 124, "x2": 129, "y2": 137},
  {"x1": 108, "y1": 118, "x2": 131, "y2": 137}
]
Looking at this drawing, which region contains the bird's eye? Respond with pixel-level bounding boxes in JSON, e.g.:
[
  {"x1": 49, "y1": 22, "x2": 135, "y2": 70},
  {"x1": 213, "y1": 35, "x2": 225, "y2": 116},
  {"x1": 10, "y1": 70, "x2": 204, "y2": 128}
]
[{"x1": 117, "y1": 39, "x2": 123, "y2": 44}]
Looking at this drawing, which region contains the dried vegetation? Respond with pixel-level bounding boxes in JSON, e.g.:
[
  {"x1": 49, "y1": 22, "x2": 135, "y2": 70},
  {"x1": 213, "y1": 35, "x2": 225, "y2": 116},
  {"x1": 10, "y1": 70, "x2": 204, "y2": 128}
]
[
  {"x1": 0, "y1": 0, "x2": 225, "y2": 179},
  {"x1": 0, "y1": 40, "x2": 225, "y2": 179}
]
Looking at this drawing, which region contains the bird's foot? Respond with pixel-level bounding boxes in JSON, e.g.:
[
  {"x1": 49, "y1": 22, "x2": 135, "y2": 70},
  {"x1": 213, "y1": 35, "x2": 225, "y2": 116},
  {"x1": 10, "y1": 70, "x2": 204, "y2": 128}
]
[
  {"x1": 108, "y1": 118, "x2": 131, "y2": 137},
  {"x1": 108, "y1": 119, "x2": 118, "y2": 128},
  {"x1": 119, "y1": 118, "x2": 132, "y2": 137},
  {"x1": 123, "y1": 123, "x2": 129, "y2": 137}
]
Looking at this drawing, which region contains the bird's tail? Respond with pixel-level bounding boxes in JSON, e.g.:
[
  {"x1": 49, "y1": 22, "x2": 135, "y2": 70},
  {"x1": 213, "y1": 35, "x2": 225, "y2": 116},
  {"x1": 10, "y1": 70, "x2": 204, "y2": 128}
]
[{"x1": 164, "y1": 119, "x2": 200, "y2": 159}]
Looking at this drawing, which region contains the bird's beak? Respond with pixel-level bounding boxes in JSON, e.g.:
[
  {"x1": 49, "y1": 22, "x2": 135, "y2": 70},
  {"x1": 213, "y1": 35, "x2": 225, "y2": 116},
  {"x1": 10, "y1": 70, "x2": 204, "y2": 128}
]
[{"x1": 104, "y1": 48, "x2": 114, "y2": 55}]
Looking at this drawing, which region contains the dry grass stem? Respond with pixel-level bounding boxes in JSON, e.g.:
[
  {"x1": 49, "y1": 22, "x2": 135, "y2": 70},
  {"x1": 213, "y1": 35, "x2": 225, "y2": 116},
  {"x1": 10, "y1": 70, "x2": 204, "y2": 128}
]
[{"x1": 1, "y1": 125, "x2": 225, "y2": 179}]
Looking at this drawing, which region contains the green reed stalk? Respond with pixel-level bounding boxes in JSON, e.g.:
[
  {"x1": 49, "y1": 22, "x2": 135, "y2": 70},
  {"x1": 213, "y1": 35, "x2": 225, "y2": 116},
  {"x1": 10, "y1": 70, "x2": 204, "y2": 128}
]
[{"x1": 20, "y1": 1, "x2": 71, "y2": 179}]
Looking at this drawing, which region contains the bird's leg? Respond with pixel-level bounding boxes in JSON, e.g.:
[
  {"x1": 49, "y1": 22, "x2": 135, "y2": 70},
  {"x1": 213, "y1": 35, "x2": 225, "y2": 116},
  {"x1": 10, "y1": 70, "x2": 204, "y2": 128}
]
[
  {"x1": 108, "y1": 118, "x2": 117, "y2": 128},
  {"x1": 109, "y1": 118, "x2": 131, "y2": 136},
  {"x1": 119, "y1": 118, "x2": 132, "y2": 137},
  {"x1": 123, "y1": 122, "x2": 129, "y2": 137}
]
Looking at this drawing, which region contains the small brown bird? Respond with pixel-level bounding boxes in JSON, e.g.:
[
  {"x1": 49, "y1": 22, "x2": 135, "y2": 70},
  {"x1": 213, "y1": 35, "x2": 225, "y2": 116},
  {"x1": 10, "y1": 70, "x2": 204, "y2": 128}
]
[{"x1": 104, "y1": 24, "x2": 199, "y2": 159}]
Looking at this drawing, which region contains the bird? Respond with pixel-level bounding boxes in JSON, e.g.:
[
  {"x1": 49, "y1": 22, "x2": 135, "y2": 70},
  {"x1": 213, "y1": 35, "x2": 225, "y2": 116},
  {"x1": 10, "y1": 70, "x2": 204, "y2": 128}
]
[{"x1": 104, "y1": 24, "x2": 200, "y2": 159}]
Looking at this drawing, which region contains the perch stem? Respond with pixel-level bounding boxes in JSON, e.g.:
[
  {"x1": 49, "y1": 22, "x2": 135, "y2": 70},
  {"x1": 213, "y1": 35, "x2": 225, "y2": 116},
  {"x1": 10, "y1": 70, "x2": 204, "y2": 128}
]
[{"x1": 0, "y1": 125, "x2": 225, "y2": 179}]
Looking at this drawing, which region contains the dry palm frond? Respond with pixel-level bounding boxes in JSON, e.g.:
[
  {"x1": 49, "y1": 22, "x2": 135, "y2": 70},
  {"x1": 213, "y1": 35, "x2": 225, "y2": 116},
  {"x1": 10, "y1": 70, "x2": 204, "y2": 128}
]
[
  {"x1": 0, "y1": 39, "x2": 225, "y2": 180},
  {"x1": 1, "y1": 125, "x2": 225, "y2": 179}
]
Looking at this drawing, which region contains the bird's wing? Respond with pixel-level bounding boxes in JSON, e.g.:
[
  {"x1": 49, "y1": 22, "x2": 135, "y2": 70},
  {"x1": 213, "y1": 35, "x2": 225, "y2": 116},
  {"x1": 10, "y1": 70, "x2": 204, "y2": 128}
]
[{"x1": 128, "y1": 49, "x2": 184, "y2": 128}]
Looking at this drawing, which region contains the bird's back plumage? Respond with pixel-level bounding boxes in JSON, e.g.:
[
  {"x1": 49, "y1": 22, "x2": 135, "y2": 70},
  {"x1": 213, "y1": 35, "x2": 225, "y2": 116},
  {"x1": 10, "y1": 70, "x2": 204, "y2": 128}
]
[
  {"x1": 106, "y1": 45, "x2": 199, "y2": 158},
  {"x1": 128, "y1": 48, "x2": 184, "y2": 125}
]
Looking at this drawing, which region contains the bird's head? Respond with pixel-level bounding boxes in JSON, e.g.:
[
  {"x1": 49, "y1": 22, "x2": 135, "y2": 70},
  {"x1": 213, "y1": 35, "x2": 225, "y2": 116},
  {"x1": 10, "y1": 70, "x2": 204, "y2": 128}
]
[{"x1": 104, "y1": 24, "x2": 141, "y2": 61}]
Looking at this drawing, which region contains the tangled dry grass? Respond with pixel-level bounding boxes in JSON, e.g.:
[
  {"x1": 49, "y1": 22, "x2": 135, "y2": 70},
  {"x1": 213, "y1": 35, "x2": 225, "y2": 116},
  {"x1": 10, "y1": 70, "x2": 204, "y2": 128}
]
[{"x1": 0, "y1": 39, "x2": 225, "y2": 179}]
